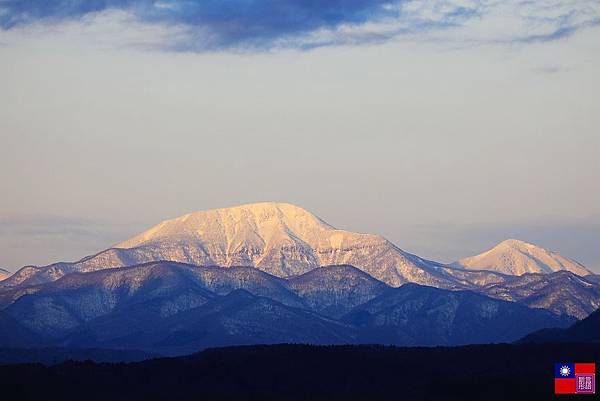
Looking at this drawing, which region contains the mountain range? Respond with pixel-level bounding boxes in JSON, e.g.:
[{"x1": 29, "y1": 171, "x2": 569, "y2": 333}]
[
  {"x1": 0, "y1": 262, "x2": 573, "y2": 355},
  {"x1": 0, "y1": 202, "x2": 595, "y2": 355},
  {"x1": 2, "y1": 203, "x2": 589, "y2": 288}
]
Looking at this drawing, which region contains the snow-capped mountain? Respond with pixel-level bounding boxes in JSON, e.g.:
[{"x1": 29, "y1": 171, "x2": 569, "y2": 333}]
[
  {"x1": 451, "y1": 239, "x2": 591, "y2": 276},
  {"x1": 0, "y1": 203, "x2": 594, "y2": 356},
  {"x1": 3, "y1": 202, "x2": 457, "y2": 288}
]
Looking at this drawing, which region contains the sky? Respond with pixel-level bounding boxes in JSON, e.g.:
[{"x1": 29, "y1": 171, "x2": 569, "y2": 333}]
[{"x1": 1, "y1": 0, "x2": 599, "y2": 272}]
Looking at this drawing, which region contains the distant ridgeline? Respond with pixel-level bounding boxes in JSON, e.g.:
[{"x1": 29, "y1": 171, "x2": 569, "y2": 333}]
[{"x1": 0, "y1": 203, "x2": 597, "y2": 356}]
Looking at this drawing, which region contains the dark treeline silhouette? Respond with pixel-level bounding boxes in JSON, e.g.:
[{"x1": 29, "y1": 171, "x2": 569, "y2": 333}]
[
  {"x1": 1, "y1": 343, "x2": 599, "y2": 401},
  {"x1": 0, "y1": 347, "x2": 155, "y2": 365}
]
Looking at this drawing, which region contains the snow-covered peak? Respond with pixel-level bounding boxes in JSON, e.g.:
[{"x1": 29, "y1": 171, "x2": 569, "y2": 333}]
[
  {"x1": 498, "y1": 239, "x2": 534, "y2": 247},
  {"x1": 115, "y1": 202, "x2": 384, "y2": 254},
  {"x1": 452, "y1": 239, "x2": 591, "y2": 276}
]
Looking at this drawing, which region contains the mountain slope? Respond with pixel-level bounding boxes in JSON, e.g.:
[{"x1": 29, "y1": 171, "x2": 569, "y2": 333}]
[
  {"x1": 0, "y1": 313, "x2": 45, "y2": 348},
  {"x1": 63, "y1": 290, "x2": 355, "y2": 355},
  {"x1": 452, "y1": 239, "x2": 590, "y2": 276},
  {"x1": 343, "y1": 284, "x2": 572, "y2": 346},
  {"x1": 0, "y1": 268, "x2": 11, "y2": 281},
  {"x1": 0, "y1": 263, "x2": 355, "y2": 355},
  {"x1": 1, "y1": 263, "x2": 216, "y2": 338},
  {"x1": 2, "y1": 202, "x2": 457, "y2": 288},
  {"x1": 520, "y1": 308, "x2": 600, "y2": 343},
  {"x1": 288, "y1": 265, "x2": 389, "y2": 318},
  {"x1": 481, "y1": 271, "x2": 600, "y2": 319},
  {"x1": 0, "y1": 262, "x2": 310, "y2": 338},
  {"x1": 441, "y1": 266, "x2": 508, "y2": 287}
]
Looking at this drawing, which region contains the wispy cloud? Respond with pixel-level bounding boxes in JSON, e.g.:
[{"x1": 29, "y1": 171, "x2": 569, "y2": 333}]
[
  {"x1": 0, "y1": 214, "x2": 148, "y2": 270},
  {"x1": 0, "y1": 215, "x2": 133, "y2": 240},
  {"x1": 0, "y1": 1, "x2": 598, "y2": 50}
]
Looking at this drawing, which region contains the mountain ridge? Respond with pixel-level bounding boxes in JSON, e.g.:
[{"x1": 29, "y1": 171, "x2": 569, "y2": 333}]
[
  {"x1": 343, "y1": 283, "x2": 573, "y2": 346},
  {"x1": 520, "y1": 307, "x2": 600, "y2": 344},
  {"x1": 0, "y1": 260, "x2": 574, "y2": 354}
]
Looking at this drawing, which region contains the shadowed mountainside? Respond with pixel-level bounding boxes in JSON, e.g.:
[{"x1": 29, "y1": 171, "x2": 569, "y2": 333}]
[
  {"x1": 521, "y1": 307, "x2": 600, "y2": 343},
  {"x1": 0, "y1": 262, "x2": 573, "y2": 355}
]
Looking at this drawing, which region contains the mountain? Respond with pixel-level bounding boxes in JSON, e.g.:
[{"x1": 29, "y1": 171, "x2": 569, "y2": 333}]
[
  {"x1": 0, "y1": 262, "x2": 351, "y2": 354},
  {"x1": 343, "y1": 284, "x2": 573, "y2": 346},
  {"x1": 0, "y1": 262, "x2": 311, "y2": 340},
  {"x1": 63, "y1": 290, "x2": 355, "y2": 355},
  {"x1": 288, "y1": 265, "x2": 389, "y2": 318},
  {"x1": 582, "y1": 274, "x2": 600, "y2": 285},
  {"x1": 0, "y1": 262, "x2": 305, "y2": 311},
  {"x1": 0, "y1": 268, "x2": 11, "y2": 281},
  {"x1": 0, "y1": 264, "x2": 214, "y2": 339},
  {"x1": 0, "y1": 314, "x2": 45, "y2": 348},
  {"x1": 481, "y1": 271, "x2": 600, "y2": 319},
  {"x1": 0, "y1": 260, "x2": 573, "y2": 354},
  {"x1": 2, "y1": 202, "x2": 459, "y2": 289},
  {"x1": 520, "y1": 308, "x2": 600, "y2": 344},
  {"x1": 441, "y1": 266, "x2": 508, "y2": 287},
  {"x1": 451, "y1": 239, "x2": 591, "y2": 276}
]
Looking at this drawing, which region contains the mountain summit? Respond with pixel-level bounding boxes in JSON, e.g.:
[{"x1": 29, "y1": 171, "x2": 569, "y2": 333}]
[
  {"x1": 3, "y1": 202, "x2": 455, "y2": 288},
  {"x1": 452, "y1": 239, "x2": 590, "y2": 276}
]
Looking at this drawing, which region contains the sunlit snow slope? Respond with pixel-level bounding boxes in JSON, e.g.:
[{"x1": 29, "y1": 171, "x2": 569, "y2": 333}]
[{"x1": 452, "y1": 239, "x2": 591, "y2": 276}]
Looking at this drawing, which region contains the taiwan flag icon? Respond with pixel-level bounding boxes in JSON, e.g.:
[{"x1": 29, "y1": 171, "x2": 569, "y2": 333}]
[{"x1": 555, "y1": 363, "x2": 595, "y2": 394}]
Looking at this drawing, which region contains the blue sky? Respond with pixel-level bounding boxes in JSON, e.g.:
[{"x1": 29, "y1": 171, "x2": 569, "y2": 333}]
[
  {"x1": 2, "y1": 1, "x2": 599, "y2": 49},
  {"x1": 0, "y1": 0, "x2": 396, "y2": 49},
  {"x1": 0, "y1": 0, "x2": 599, "y2": 271}
]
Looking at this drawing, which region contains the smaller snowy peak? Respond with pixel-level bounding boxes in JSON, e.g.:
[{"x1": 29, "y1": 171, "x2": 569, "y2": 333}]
[{"x1": 452, "y1": 239, "x2": 591, "y2": 276}]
